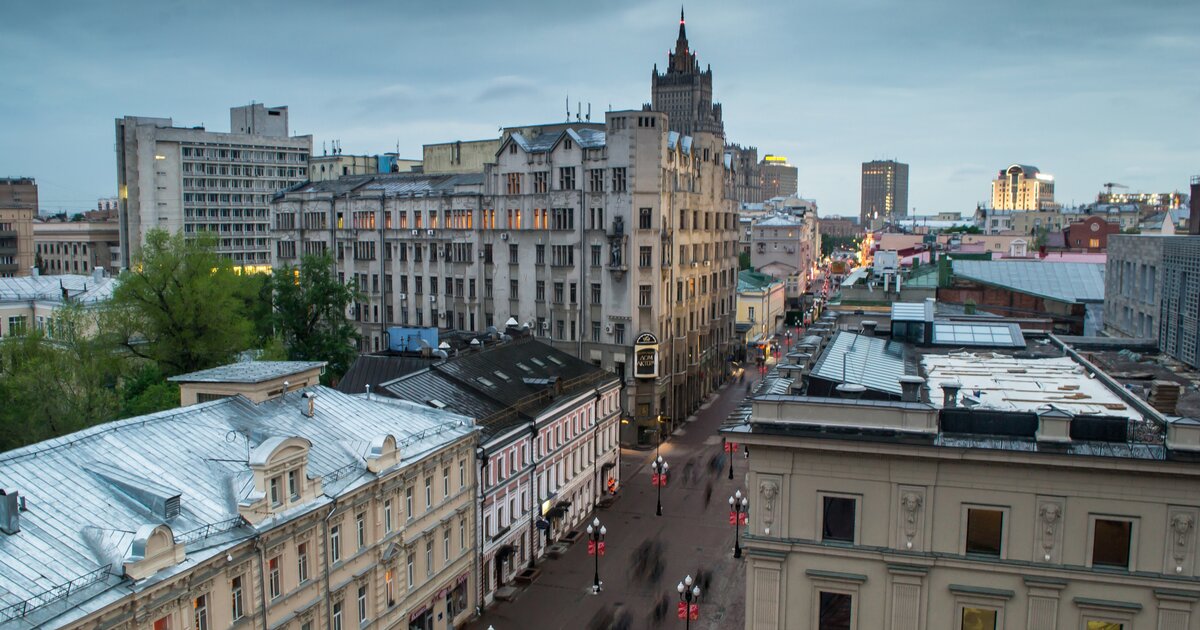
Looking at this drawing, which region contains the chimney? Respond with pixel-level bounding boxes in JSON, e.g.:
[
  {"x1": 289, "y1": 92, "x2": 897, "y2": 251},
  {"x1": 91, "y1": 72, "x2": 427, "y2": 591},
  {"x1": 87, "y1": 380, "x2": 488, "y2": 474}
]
[
  {"x1": 899, "y1": 376, "x2": 925, "y2": 403},
  {"x1": 1150, "y1": 380, "x2": 1183, "y2": 415},
  {"x1": 302, "y1": 391, "x2": 316, "y2": 418},
  {"x1": 860, "y1": 320, "x2": 878, "y2": 336},
  {"x1": 92, "y1": 266, "x2": 104, "y2": 282},
  {"x1": 835, "y1": 383, "x2": 866, "y2": 399},
  {"x1": 30, "y1": 267, "x2": 39, "y2": 278},
  {"x1": 0, "y1": 490, "x2": 20, "y2": 535},
  {"x1": 941, "y1": 380, "x2": 962, "y2": 408}
]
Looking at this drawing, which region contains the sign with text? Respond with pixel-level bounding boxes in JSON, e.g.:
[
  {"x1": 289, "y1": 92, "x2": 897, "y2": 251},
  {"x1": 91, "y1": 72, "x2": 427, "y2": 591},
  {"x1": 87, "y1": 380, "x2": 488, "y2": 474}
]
[{"x1": 634, "y1": 332, "x2": 659, "y2": 379}]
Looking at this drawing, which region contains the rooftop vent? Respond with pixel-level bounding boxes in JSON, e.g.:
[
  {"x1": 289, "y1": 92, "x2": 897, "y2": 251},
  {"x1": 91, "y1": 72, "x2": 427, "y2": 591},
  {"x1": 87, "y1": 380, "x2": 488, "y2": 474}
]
[
  {"x1": 0, "y1": 490, "x2": 19, "y2": 535},
  {"x1": 835, "y1": 383, "x2": 866, "y2": 399},
  {"x1": 86, "y1": 462, "x2": 182, "y2": 521},
  {"x1": 860, "y1": 320, "x2": 878, "y2": 337}
]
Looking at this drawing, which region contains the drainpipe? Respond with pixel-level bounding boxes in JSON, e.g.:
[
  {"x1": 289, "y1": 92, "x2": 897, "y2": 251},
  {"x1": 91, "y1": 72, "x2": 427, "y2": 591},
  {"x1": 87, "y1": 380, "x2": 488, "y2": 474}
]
[
  {"x1": 321, "y1": 498, "x2": 338, "y2": 626},
  {"x1": 528, "y1": 422, "x2": 539, "y2": 569},
  {"x1": 254, "y1": 534, "x2": 268, "y2": 629},
  {"x1": 476, "y1": 448, "x2": 487, "y2": 612},
  {"x1": 578, "y1": 186, "x2": 585, "y2": 357}
]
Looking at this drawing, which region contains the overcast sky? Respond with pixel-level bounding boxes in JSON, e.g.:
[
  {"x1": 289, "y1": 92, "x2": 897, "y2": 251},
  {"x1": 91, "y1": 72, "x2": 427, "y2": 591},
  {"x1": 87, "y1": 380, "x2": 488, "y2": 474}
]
[{"x1": 2, "y1": 0, "x2": 1197, "y2": 216}]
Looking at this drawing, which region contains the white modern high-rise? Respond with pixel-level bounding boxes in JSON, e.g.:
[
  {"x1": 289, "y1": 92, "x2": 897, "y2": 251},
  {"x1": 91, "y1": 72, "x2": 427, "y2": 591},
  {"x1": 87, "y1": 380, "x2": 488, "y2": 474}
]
[{"x1": 115, "y1": 104, "x2": 312, "y2": 270}]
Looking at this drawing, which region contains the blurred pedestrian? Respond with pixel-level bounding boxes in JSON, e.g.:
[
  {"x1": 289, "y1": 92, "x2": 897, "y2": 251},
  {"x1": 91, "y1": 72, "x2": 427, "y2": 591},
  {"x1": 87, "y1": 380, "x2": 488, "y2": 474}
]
[{"x1": 704, "y1": 480, "x2": 713, "y2": 507}]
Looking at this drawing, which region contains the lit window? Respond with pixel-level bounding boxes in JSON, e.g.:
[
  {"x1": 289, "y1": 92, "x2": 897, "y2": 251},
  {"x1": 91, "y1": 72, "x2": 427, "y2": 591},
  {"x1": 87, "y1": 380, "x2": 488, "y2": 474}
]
[{"x1": 961, "y1": 607, "x2": 997, "y2": 630}]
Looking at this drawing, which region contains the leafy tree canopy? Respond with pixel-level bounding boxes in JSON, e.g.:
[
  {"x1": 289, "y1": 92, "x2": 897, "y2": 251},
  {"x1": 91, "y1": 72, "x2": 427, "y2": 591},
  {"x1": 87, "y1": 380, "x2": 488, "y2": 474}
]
[{"x1": 271, "y1": 253, "x2": 361, "y2": 383}]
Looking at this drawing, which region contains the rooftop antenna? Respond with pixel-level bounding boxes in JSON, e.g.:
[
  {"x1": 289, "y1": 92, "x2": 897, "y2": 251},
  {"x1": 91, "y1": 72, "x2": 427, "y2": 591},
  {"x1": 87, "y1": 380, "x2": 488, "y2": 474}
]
[
  {"x1": 576, "y1": 101, "x2": 582, "y2": 122},
  {"x1": 566, "y1": 95, "x2": 570, "y2": 122},
  {"x1": 586, "y1": 103, "x2": 591, "y2": 122}
]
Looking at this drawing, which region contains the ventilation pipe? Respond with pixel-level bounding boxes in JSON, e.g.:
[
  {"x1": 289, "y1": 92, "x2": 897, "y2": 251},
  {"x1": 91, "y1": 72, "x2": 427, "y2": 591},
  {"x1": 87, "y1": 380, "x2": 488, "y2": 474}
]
[
  {"x1": 302, "y1": 391, "x2": 316, "y2": 418},
  {"x1": 835, "y1": 383, "x2": 866, "y2": 399},
  {"x1": 860, "y1": 321, "x2": 878, "y2": 337},
  {"x1": 0, "y1": 490, "x2": 20, "y2": 535},
  {"x1": 941, "y1": 381, "x2": 962, "y2": 408}
]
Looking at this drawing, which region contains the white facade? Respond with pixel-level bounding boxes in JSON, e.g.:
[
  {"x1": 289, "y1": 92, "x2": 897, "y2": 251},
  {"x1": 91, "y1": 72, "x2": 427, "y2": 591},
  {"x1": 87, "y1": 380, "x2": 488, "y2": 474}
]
[{"x1": 116, "y1": 105, "x2": 312, "y2": 270}]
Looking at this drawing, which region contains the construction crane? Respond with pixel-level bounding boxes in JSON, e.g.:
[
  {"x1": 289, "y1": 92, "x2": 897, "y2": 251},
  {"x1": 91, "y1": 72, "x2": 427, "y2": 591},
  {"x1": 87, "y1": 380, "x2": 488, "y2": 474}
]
[{"x1": 1102, "y1": 182, "x2": 1128, "y2": 194}]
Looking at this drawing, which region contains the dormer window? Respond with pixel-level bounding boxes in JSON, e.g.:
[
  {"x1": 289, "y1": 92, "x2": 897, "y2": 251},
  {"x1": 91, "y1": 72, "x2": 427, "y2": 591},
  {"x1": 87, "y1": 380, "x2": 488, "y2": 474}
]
[
  {"x1": 269, "y1": 477, "x2": 281, "y2": 506},
  {"x1": 288, "y1": 471, "x2": 298, "y2": 500}
]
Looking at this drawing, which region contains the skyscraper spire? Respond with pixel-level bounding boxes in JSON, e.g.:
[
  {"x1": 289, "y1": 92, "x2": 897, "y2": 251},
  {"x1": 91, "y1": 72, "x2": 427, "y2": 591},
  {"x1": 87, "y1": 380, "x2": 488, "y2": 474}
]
[{"x1": 678, "y1": 6, "x2": 687, "y2": 42}]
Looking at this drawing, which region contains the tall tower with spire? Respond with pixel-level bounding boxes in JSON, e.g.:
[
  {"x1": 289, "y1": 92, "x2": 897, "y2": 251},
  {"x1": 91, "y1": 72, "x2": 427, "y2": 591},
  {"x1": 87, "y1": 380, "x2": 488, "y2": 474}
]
[{"x1": 651, "y1": 8, "x2": 724, "y2": 137}]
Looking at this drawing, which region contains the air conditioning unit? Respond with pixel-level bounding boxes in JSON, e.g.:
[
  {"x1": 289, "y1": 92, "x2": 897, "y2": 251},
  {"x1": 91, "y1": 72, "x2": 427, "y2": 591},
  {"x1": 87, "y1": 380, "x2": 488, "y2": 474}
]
[
  {"x1": 439, "y1": 311, "x2": 447, "y2": 319},
  {"x1": 500, "y1": 233, "x2": 509, "y2": 241},
  {"x1": 540, "y1": 321, "x2": 550, "y2": 331},
  {"x1": 398, "y1": 293, "x2": 407, "y2": 300},
  {"x1": 429, "y1": 295, "x2": 437, "y2": 303},
  {"x1": 410, "y1": 229, "x2": 419, "y2": 236},
  {"x1": 604, "y1": 324, "x2": 613, "y2": 334},
  {"x1": 426, "y1": 229, "x2": 435, "y2": 237}
]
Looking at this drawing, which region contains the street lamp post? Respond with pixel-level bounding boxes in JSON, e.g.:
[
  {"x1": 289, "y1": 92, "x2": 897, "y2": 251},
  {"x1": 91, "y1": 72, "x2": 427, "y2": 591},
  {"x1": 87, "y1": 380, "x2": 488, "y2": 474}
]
[
  {"x1": 729, "y1": 490, "x2": 749, "y2": 558},
  {"x1": 727, "y1": 438, "x2": 735, "y2": 480},
  {"x1": 586, "y1": 517, "x2": 606, "y2": 594},
  {"x1": 651, "y1": 456, "x2": 668, "y2": 516},
  {"x1": 676, "y1": 574, "x2": 701, "y2": 629}
]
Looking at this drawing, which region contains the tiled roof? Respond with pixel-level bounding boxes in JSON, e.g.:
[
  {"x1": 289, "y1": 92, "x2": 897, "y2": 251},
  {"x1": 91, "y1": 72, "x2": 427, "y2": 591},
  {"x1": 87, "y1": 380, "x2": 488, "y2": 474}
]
[
  {"x1": 951, "y1": 260, "x2": 1105, "y2": 304},
  {"x1": 0, "y1": 387, "x2": 473, "y2": 627},
  {"x1": 168, "y1": 361, "x2": 326, "y2": 384}
]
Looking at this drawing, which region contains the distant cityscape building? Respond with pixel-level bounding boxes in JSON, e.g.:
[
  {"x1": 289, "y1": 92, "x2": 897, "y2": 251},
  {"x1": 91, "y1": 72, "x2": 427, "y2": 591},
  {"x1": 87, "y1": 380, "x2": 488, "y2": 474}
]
[
  {"x1": 271, "y1": 109, "x2": 739, "y2": 447},
  {"x1": 309, "y1": 153, "x2": 422, "y2": 182},
  {"x1": 991, "y1": 164, "x2": 1058, "y2": 211},
  {"x1": 0, "y1": 177, "x2": 36, "y2": 277},
  {"x1": 758, "y1": 155, "x2": 798, "y2": 200},
  {"x1": 725, "y1": 144, "x2": 763, "y2": 203},
  {"x1": 1098, "y1": 190, "x2": 1187, "y2": 216},
  {"x1": 749, "y1": 207, "x2": 819, "y2": 304},
  {"x1": 1064, "y1": 215, "x2": 1121, "y2": 253},
  {"x1": 1106, "y1": 235, "x2": 1200, "y2": 368},
  {"x1": 0, "y1": 361, "x2": 478, "y2": 629},
  {"x1": 96, "y1": 197, "x2": 119, "y2": 212},
  {"x1": 650, "y1": 9, "x2": 723, "y2": 137},
  {"x1": 860, "y1": 160, "x2": 909, "y2": 223},
  {"x1": 33, "y1": 218, "x2": 120, "y2": 275},
  {"x1": 736, "y1": 270, "x2": 785, "y2": 356},
  {"x1": 818, "y1": 216, "x2": 861, "y2": 239},
  {"x1": 115, "y1": 104, "x2": 312, "y2": 271}
]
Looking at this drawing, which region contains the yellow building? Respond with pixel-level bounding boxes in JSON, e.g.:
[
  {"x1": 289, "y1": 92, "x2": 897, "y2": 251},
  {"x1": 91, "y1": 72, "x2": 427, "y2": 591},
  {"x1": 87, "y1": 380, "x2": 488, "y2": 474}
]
[
  {"x1": 0, "y1": 363, "x2": 478, "y2": 629},
  {"x1": 991, "y1": 164, "x2": 1059, "y2": 211},
  {"x1": 0, "y1": 177, "x2": 37, "y2": 277},
  {"x1": 737, "y1": 270, "x2": 786, "y2": 355},
  {"x1": 422, "y1": 139, "x2": 500, "y2": 174}
]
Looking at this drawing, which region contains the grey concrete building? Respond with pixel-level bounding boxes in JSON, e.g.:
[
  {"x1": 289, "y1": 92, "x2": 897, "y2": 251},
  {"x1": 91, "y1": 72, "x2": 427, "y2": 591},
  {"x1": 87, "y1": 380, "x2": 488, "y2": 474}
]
[
  {"x1": 861, "y1": 159, "x2": 909, "y2": 223},
  {"x1": 1106, "y1": 235, "x2": 1200, "y2": 369},
  {"x1": 115, "y1": 104, "x2": 312, "y2": 270},
  {"x1": 270, "y1": 109, "x2": 739, "y2": 447},
  {"x1": 759, "y1": 155, "x2": 799, "y2": 200}
]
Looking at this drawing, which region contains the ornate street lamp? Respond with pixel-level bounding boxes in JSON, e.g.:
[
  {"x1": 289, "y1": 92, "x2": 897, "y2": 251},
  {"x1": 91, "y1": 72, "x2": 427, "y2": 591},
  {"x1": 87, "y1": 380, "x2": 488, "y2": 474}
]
[
  {"x1": 651, "y1": 456, "x2": 668, "y2": 516},
  {"x1": 729, "y1": 490, "x2": 749, "y2": 558},
  {"x1": 586, "y1": 517, "x2": 607, "y2": 594},
  {"x1": 676, "y1": 574, "x2": 701, "y2": 629}
]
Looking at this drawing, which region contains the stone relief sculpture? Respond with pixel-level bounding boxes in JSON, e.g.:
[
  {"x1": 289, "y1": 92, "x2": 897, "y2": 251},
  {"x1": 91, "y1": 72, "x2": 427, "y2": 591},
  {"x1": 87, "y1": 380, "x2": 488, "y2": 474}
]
[
  {"x1": 1039, "y1": 503, "x2": 1061, "y2": 561},
  {"x1": 900, "y1": 492, "x2": 922, "y2": 548},
  {"x1": 759, "y1": 479, "x2": 779, "y2": 531},
  {"x1": 1171, "y1": 513, "x2": 1194, "y2": 571}
]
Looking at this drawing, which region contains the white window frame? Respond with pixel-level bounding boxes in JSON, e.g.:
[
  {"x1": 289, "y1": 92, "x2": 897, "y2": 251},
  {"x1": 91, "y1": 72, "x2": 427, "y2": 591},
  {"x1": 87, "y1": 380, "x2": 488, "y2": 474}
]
[
  {"x1": 816, "y1": 492, "x2": 861, "y2": 545},
  {"x1": 1085, "y1": 514, "x2": 1138, "y2": 572},
  {"x1": 959, "y1": 504, "x2": 1010, "y2": 560}
]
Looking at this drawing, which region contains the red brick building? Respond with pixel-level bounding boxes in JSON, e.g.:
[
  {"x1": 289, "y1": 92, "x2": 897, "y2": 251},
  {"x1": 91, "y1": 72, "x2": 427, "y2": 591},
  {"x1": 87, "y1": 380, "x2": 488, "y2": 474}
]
[{"x1": 1064, "y1": 215, "x2": 1120, "y2": 252}]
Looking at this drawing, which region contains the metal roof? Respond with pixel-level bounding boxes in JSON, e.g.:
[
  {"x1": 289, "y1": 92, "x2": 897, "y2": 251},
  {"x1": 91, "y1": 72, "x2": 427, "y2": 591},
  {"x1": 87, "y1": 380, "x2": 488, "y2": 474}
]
[
  {"x1": 283, "y1": 172, "x2": 483, "y2": 197},
  {"x1": 755, "y1": 215, "x2": 802, "y2": 227},
  {"x1": 336, "y1": 354, "x2": 438, "y2": 395},
  {"x1": 380, "y1": 340, "x2": 619, "y2": 439},
  {"x1": 0, "y1": 274, "x2": 117, "y2": 306},
  {"x1": 951, "y1": 260, "x2": 1105, "y2": 304},
  {"x1": 809, "y1": 331, "x2": 907, "y2": 395},
  {"x1": 0, "y1": 386, "x2": 474, "y2": 627},
  {"x1": 168, "y1": 361, "x2": 326, "y2": 384},
  {"x1": 890, "y1": 301, "x2": 933, "y2": 323}
]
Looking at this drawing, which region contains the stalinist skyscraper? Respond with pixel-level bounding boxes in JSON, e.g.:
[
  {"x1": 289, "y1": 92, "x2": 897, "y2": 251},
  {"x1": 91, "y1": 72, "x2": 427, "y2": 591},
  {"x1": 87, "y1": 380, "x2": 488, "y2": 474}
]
[{"x1": 651, "y1": 9, "x2": 725, "y2": 137}]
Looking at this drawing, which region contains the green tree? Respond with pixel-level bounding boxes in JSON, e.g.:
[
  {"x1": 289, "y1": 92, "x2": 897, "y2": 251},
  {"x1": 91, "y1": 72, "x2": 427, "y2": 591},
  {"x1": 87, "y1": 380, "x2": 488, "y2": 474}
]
[
  {"x1": 105, "y1": 229, "x2": 253, "y2": 376},
  {"x1": 821, "y1": 235, "x2": 860, "y2": 258},
  {"x1": 118, "y1": 363, "x2": 180, "y2": 418},
  {"x1": 738, "y1": 251, "x2": 752, "y2": 271},
  {"x1": 271, "y1": 253, "x2": 361, "y2": 383},
  {"x1": 0, "y1": 307, "x2": 122, "y2": 450}
]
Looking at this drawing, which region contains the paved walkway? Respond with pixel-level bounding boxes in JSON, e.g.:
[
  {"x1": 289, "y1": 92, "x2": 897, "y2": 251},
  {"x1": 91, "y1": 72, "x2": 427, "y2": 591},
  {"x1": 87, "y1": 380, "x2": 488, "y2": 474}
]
[{"x1": 465, "y1": 375, "x2": 760, "y2": 630}]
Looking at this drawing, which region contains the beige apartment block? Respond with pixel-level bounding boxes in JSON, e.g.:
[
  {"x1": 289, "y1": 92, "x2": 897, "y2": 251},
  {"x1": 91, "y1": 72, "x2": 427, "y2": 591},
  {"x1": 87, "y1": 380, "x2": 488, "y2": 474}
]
[
  {"x1": 0, "y1": 177, "x2": 37, "y2": 277},
  {"x1": 270, "y1": 109, "x2": 740, "y2": 447},
  {"x1": 991, "y1": 164, "x2": 1059, "y2": 211},
  {"x1": 729, "y1": 342, "x2": 1200, "y2": 630},
  {"x1": 422, "y1": 139, "x2": 501, "y2": 175},
  {"x1": 169, "y1": 360, "x2": 326, "y2": 405},
  {"x1": 33, "y1": 219, "x2": 120, "y2": 275},
  {"x1": 0, "y1": 364, "x2": 478, "y2": 629},
  {"x1": 0, "y1": 270, "x2": 116, "y2": 338}
]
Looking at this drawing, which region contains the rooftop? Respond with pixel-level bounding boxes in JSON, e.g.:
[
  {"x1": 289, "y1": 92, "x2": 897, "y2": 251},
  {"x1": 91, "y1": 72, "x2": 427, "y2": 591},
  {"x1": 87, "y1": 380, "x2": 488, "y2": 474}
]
[
  {"x1": 737, "y1": 270, "x2": 783, "y2": 292},
  {"x1": 168, "y1": 361, "x2": 326, "y2": 384},
  {"x1": 0, "y1": 274, "x2": 117, "y2": 306},
  {"x1": 0, "y1": 386, "x2": 474, "y2": 626},
  {"x1": 279, "y1": 172, "x2": 484, "y2": 198},
  {"x1": 951, "y1": 260, "x2": 1105, "y2": 304}
]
